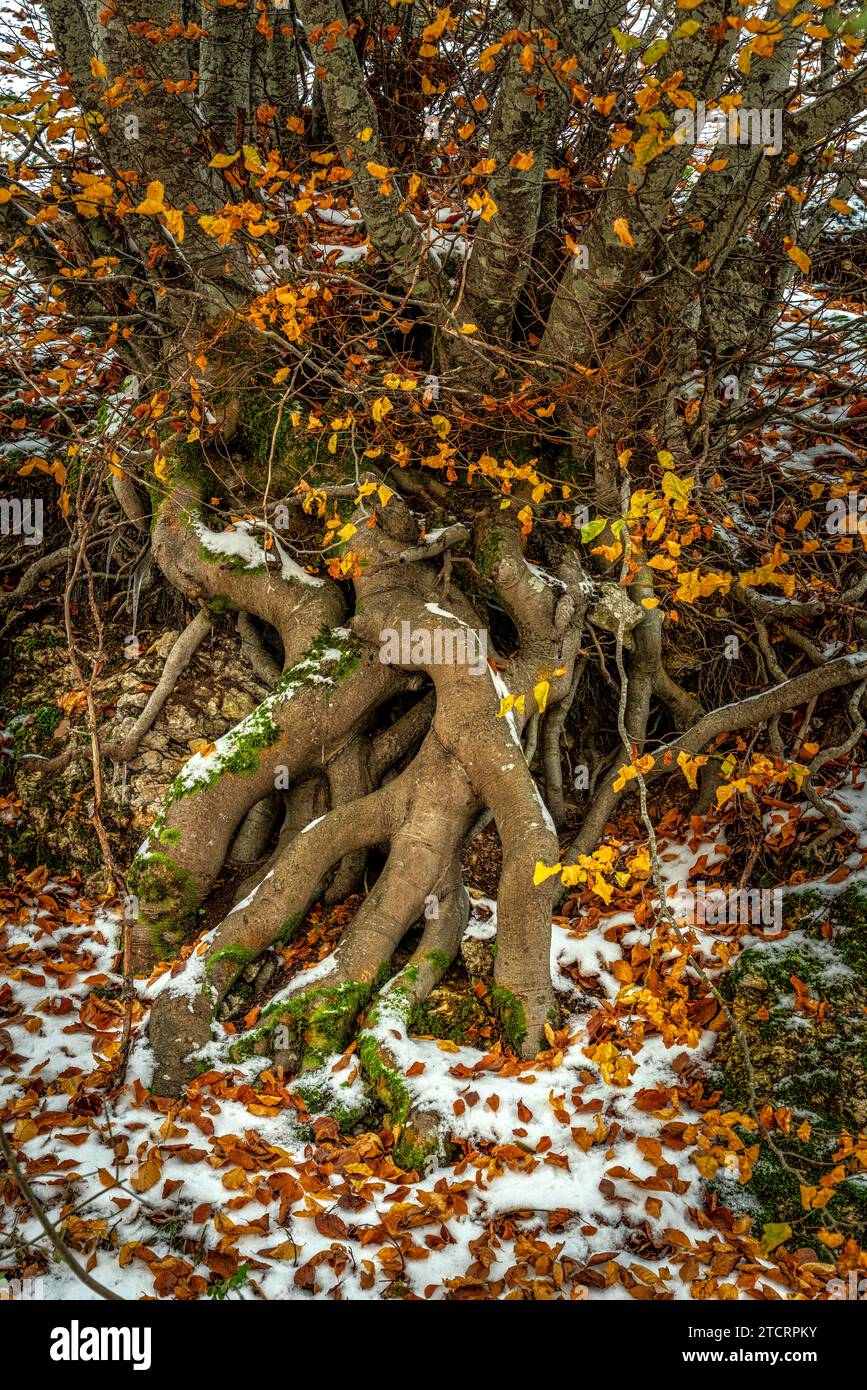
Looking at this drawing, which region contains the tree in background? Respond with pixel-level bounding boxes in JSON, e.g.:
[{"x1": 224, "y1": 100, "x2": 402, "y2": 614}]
[{"x1": 1, "y1": 0, "x2": 866, "y2": 1165}]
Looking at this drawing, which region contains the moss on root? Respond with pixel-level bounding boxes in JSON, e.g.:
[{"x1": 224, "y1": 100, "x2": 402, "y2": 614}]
[
  {"x1": 127, "y1": 851, "x2": 199, "y2": 958},
  {"x1": 294, "y1": 1074, "x2": 372, "y2": 1135},
  {"x1": 409, "y1": 985, "x2": 486, "y2": 1044},
  {"x1": 205, "y1": 944, "x2": 256, "y2": 987},
  {"x1": 490, "y1": 985, "x2": 527, "y2": 1052},
  {"x1": 230, "y1": 980, "x2": 372, "y2": 1068},
  {"x1": 274, "y1": 913, "x2": 301, "y2": 943}
]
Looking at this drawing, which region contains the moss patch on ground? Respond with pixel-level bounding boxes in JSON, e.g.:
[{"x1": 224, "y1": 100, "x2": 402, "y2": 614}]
[{"x1": 709, "y1": 885, "x2": 867, "y2": 1251}]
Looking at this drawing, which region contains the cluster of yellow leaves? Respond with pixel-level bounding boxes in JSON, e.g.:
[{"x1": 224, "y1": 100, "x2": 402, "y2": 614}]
[
  {"x1": 199, "y1": 200, "x2": 278, "y2": 244},
  {"x1": 612, "y1": 752, "x2": 655, "y2": 793},
  {"x1": 582, "y1": 1040, "x2": 636, "y2": 1087},
  {"x1": 534, "y1": 841, "x2": 650, "y2": 903},
  {"x1": 468, "y1": 189, "x2": 498, "y2": 222},
  {"x1": 715, "y1": 752, "x2": 810, "y2": 808},
  {"x1": 16, "y1": 453, "x2": 70, "y2": 517},
  {"x1": 133, "y1": 179, "x2": 185, "y2": 242},
  {"x1": 739, "y1": 543, "x2": 796, "y2": 597},
  {"x1": 246, "y1": 281, "x2": 320, "y2": 344},
  {"x1": 619, "y1": 938, "x2": 704, "y2": 1051}
]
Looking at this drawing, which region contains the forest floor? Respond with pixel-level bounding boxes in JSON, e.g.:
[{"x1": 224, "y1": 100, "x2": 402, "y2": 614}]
[
  {"x1": 1, "y1": 781, "x2": 865, "y2": 1300},
  {"x1": 2, "y1": 274, "x2": 867, "y2": 1300}
]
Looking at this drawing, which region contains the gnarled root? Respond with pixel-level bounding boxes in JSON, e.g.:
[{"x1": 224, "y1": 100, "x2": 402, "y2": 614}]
[
  {"x1": 128, "y1": 635, "x2": 412, "y2": 969},
  {"x1": 144, "y1": 478, "x2": 587, "y2": 1159}
]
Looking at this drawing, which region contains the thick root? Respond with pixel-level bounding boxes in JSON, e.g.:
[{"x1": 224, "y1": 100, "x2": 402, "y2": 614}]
[{"x1": 129, "y1": 633, "x2": 411, "y2": 969}]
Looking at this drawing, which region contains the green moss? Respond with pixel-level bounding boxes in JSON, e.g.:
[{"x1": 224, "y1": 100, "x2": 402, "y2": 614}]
[
  {"x1": 198, "y1": 541, "x2": 267, "y2": 574},
  {"x1": 157, "y1": 825, "x2": 181, "y2": 847},
  {"x1": 294, "y1": 1074, "x2": 372, "y2": 1134},
  {"x1": 490, "y1": 985, "x2": 527, "y2": 1051},
  {"x1": 8, "y1": 704, "x2": 62, "y2": 759},
  {"x1": 425, "y1": 949, "x2": 450, "y2": 972},
  {"x1": 205, "y1": 594, "x2": 239, "y2": 615},
  {"x1": 166, "y1": 441, "x2": 211, "y2": 494},
  {"x1": 274, "y1": 913, "x2": 301, "y2": 943},
  {"x1": 833, "y1": 886, "x2": 867, "y2": 981},
  {"x1": 205, "y1": 943, "x2": 255, "y2": 982},
  {"x1": 236, "y1": 389, "x2": 297, "y2": 474},
  {"x1": 358, "y1": 1033, "x2": 411, "y2": 1127},
  {"x1": 127, "y1": 851, "x2": 199, "y2": 958},
  {"x1": 709, "y1": 886, "x2": 867, "y2": 1248},
  {"x1": 409, "y1": 988, "x2": 485, "y2": 1044},
  {"x1": 711, "y1": 1128, "x2": 867, "y2": 1250},
  {"x1": 230, "y1": 979, "x2": 371, "y2": 1066}
]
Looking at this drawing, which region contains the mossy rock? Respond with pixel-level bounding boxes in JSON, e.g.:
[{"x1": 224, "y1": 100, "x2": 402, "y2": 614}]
[
  {"x1": 709, "y1": 886, "x2": 867, "y2": 1248},
  {"x1": 409, "y1": 978, "x2": 488, "y2": 1045}
]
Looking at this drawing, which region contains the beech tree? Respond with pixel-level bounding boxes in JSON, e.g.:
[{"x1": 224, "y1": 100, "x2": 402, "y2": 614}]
[{"x1": 2, "y1": 0, "x2": 866, "y2": 1165}]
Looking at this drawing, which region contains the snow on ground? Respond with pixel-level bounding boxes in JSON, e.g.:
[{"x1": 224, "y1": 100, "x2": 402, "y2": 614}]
[{"x1": 3, "y1": 784, "x2": 865, "y2": 1301}]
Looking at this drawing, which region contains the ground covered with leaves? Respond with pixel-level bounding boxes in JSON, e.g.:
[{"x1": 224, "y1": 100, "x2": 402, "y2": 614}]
[{"x1": 2, "y1": 784, "x2": 866, "y2": 1301}]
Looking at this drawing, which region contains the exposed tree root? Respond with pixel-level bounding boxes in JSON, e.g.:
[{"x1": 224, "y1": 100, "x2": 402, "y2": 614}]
[
  {"x1": 139, "y1": 469, "x2": 867, "y2": 1174},
  {"x1": 143, "y1": 479, "x2": 592, "y2": 1121}
]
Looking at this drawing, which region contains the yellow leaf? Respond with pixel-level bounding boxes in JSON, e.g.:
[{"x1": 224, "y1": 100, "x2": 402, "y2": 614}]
[
  {"x1": 162, "y1": 206, "x2": 184, "y2": 242},
  {"x1": 676, "y1": 750, "x2": 707, "y2": 790},
  {"x1": 261, "y1": 1239, "x2": 303, "y2": 1260},
  {"x1": 534, "y1": 860, "x2": 563, "y2": 886},
  {"x1": 784, "y1": 239, "x2": 811, "y2": 274},
  {"x1": 371, "y1": 396, "x2": 393, "y2": 424},
  {"x1": 817, "y1": 1228, "x2": 844, "y2": 1249},
  {"x1": 89, "y1": 57, "x2": 108, "y2": 79},
  {"x1": 134, "y1": 180, "x2": 166, "y2": 215},
  {"x1": 459, "y1": 322, "x2": 478, "y2": 334},
  {"x1": 533, "y1": 679, "x2": 550, "y2": 714},
  {"x1": 209, "y1": 152, "x2": 240, "y2": 169},
  {"x1": 613, "y1": 763, "x2": 638, "y2": 793},
  {"x1": 613, "y1": 217, "x2": 635, "y2": 248}
]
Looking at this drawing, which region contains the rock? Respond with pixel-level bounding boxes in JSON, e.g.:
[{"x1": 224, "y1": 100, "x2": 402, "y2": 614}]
[
  {"x1": 461, "y1": 936, "x2": 495, "y2": 980},
  {"x1": 221, "y1": 689, "x2": 257, "y2": 721},
  {"x1": 587, "y1": 582, "x2": 644, "y2": 648},
  {"x1": 151, "y1": 630, "x2": 181, "y2": 658}
]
